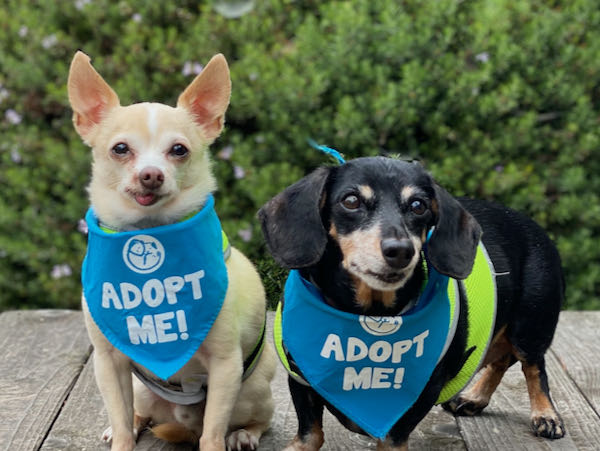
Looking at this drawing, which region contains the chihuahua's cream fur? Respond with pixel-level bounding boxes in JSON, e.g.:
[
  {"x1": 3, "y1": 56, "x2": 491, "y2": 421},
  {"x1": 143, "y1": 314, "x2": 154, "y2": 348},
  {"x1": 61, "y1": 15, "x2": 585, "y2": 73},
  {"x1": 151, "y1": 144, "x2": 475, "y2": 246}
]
[{"x1": 68, "y1": 51, "x2": 275, "y2": 451}]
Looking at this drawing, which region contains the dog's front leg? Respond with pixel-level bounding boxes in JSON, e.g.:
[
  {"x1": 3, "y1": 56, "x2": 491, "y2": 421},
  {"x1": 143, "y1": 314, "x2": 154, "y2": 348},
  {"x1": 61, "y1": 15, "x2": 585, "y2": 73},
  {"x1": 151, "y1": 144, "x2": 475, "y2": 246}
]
[
  {"x1": 83, "y1": 300, "x2": 135, "y2": 451},
  {"x1": 200, "y1": 347, "x2": 244, "y2": 451},
  {"x1": 285, "y1": 377, "x2": 325, "y2": 451},
  {"x1": 94, "y1": 348, "x2": 135, "y2": 451}
]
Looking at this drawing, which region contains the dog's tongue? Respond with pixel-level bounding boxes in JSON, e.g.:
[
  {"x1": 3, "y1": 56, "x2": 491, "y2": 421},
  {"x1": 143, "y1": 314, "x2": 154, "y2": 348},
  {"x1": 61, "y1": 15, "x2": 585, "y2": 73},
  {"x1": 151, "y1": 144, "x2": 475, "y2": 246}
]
[{"x1": 135, "y1": 193, "x2": 156, "y2": 206}]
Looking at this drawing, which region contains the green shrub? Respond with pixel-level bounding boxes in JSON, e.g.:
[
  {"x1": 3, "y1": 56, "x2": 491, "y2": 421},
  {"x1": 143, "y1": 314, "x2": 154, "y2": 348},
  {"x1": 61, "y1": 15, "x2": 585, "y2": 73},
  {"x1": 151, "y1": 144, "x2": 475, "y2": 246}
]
[{"x1": 1, "y1": 0, "x2": 598, "y2": 311}]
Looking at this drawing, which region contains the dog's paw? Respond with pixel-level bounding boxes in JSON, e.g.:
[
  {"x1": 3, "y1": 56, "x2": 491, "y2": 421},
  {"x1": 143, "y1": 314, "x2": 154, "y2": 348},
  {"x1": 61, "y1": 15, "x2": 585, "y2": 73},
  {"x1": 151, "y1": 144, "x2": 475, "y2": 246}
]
[
  {"x1": 442, "y1": 396, "x2": 488, "y2": 416},
  {"x1": 532, "y1": 414, "x2": 565, "y2": 439},
  {"x1": 226, "y1": 428, "x2": 260, "y2": 451},
  {"x1": 101, "y1": 426, "x2": 113, "y2": 443},
  {"x1": 101, "y1": 426, "x2": 140, "y2": 444}
]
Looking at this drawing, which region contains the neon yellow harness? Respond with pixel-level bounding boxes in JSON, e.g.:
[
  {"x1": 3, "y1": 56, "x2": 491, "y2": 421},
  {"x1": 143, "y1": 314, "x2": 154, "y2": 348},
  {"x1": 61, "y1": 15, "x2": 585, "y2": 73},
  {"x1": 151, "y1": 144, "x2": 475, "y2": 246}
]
[{"x1": 274, "y1": 243, "x2": 497, "y2": 405}]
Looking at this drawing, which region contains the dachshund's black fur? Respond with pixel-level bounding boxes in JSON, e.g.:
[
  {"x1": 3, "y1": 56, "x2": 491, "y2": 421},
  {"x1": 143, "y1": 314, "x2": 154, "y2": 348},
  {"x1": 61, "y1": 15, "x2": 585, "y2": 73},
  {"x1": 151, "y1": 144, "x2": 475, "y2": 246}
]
[{"x1": 259, "y1": 157, "x2": 564, "y2": 449}]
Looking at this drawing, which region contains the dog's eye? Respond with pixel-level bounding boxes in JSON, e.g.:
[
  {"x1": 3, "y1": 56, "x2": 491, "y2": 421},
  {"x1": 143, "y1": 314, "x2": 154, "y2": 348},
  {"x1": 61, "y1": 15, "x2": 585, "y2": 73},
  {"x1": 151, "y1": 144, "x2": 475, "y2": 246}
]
[
  {"x1": 170, "y1": 144, "x2": 189, "y2": 157},
  {"x1": 112, "y1": 143, "x2": 129, "y2": 156},
  {"x1": 410, "y1": 199, "x2": 427, "y2": 215},
  {"x1": 342, "y1": 194, "x2": 361, "y2": 210}
]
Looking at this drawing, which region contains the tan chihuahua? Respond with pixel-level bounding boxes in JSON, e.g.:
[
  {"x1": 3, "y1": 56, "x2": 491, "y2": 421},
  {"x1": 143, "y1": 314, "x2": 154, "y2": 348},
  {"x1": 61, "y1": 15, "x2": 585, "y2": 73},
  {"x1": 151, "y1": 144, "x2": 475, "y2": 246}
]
[{"x1": 68, "y1": 51, "x2": 275, "y2": 451}]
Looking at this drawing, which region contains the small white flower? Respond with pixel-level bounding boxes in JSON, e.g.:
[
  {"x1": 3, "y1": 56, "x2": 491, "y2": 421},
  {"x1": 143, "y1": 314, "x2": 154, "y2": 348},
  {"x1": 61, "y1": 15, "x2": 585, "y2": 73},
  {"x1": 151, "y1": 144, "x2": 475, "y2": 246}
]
[
  {"x1": 18, "y1": 26, "x2": 28, "y2": 38},
  {"x1": 5, "y1": 109, "x2": 22, "y2": 125},
  {"x1": 248, "y1": 72, "x2": 258, "y2": 81},
  {"x1": 132, "y1": 13, "x2": 142, "y2": 23},
  {"x1": 218, "y1": 145, "x2": 234, "y2": 160},
  {"x1": 74, "y1": 0, "x2": 92, "y2": 10},
  {"x1": 51, "y1": 264, "x2": 72, "y2": 279},
  {"x1": 182, "y1": 61, "x2": 193, "y2": 76},
  {"x1": 233, "y1": 165, "x2": 245, "y2": 179},
  {"x1": 254, "y1": 135, "x2": 265, "y2": 143},
  {"x1": 41, "y1": 34, "x2": 58, "y2": 49},
  {"x1": 0, "y1": 88, "x2": 9, "y2": 103},
  {"x1": 10, "y1": 148, "x2": 22, "y2": 163},
  {"x1": 77, "y1": 218, "x2": 88, "y2": 234},
  {"x1": 475, "y1": 52, "x2": 489, "y2": 63},
  {"x1": 237, "y1": 228, "x2": 252, "y2": 242}
]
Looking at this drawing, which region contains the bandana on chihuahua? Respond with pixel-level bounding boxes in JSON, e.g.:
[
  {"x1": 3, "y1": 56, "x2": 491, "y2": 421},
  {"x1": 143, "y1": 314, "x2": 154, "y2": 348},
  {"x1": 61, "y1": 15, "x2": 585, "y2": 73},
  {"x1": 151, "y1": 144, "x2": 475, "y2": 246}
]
[{"x1": 82, "y1": 194, "x2": 228, "y2": 380}]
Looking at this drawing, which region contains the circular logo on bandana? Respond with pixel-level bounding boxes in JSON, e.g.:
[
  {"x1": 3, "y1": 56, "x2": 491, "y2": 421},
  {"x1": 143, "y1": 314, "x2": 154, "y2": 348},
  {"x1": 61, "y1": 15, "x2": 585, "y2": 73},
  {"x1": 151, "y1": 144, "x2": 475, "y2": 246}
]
[
  {"x1": 123, "y1": 235, "x2": 165, "y2": 274},
  {"x1": 359, "y1": 315, "x2": 403, "y2": 336}
]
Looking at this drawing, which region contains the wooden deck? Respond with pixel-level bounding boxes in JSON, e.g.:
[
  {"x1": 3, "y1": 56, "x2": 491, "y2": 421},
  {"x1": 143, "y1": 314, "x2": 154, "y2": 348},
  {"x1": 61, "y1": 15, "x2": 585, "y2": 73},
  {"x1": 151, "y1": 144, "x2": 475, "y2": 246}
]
[{"x1": 1, "y1": 310, "x2": 599, "y2": 451}]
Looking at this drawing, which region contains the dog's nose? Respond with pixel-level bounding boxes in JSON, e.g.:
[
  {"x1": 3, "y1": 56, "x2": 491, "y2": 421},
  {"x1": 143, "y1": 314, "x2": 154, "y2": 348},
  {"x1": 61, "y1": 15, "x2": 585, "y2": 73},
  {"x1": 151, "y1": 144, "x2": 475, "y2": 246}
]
[
  {"x1": 139, "y1": 166, "x2": 164, "y2": 189},
  {"x1": 380, "y1": 238, "x2": 415, "y2": 269}
]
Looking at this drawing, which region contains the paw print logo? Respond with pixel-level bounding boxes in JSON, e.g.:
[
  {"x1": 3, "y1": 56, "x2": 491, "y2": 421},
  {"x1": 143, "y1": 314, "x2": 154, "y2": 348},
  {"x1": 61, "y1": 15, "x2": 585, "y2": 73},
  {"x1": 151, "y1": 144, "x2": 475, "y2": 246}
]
[
  {"x1": 122, "y1": 235, "x2": 165, "y2": 274},
  {"x1": 359, "y1": 315, "x2": 403, "y2": 336}
]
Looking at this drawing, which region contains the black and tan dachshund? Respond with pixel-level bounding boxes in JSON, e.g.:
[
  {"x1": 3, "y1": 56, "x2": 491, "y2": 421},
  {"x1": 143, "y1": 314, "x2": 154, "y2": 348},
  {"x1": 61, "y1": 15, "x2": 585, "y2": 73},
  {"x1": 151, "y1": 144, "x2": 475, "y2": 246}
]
[{"x1": 259, "y1": 156, "x2": 564, "y2": 450}]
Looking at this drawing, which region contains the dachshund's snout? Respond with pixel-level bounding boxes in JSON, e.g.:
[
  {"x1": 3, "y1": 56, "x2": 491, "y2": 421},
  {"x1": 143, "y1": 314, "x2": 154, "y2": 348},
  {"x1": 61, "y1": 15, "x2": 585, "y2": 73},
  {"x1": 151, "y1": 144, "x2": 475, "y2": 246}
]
[{"x1": 380, "y1": 238, "x2": 415, "y2": 269}]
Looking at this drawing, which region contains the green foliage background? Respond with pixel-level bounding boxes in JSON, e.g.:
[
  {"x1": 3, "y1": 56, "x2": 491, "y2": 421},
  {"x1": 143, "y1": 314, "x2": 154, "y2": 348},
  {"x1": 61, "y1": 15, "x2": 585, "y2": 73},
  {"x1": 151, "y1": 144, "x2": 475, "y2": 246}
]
[{"x1": 1, "y1": 0, "x2": 598, "y2": 311}]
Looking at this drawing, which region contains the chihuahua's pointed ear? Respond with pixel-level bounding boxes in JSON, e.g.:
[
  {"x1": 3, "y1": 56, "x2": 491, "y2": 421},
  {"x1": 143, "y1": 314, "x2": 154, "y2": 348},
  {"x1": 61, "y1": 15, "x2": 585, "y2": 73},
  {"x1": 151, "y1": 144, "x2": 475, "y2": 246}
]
[
  {"x1": 426, "y1": 184, "x2": 482, "y2": 279},
  {"x1": 177, "y1": 54, "x2": 231, "y2": 143},
  {"x1": 68, "y1": 51, "x2": 120, "y2": 141},
  {"x1": 258, "y1": 167, "x2": 331, "y2": 269}
]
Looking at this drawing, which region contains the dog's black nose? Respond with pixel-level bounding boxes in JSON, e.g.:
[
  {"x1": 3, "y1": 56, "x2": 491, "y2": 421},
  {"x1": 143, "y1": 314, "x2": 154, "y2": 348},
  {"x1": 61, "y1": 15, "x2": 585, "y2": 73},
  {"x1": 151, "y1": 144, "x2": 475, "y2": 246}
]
[
  {"x1": 139, "y1": 166, "x2": 164, "y2": 189},
  {"x1": 381, "y1": 238, "x2": 415, "y2": 269}
]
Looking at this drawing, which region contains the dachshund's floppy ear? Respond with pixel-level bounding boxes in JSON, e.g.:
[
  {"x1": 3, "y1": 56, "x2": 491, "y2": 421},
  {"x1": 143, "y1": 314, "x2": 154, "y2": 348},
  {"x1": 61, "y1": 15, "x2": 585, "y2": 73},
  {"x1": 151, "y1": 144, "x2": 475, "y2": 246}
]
[
  {"x1": 258, "y1": 167, "x2": 331, "y2": 268},
  {"x1": 427, "y1": 184, "x2": 482, "y2": 279}
]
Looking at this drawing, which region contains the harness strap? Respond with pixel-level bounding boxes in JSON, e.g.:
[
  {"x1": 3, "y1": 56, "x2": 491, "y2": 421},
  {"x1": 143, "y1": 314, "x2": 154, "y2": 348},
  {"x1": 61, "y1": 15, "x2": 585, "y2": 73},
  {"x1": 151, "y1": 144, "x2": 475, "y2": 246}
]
[
  {"x1": 134, "y1": 312, "x2": 267, "y2": 405},
  {"x1": 273, "y1": 302, "x2": 310, "y2": 386}
]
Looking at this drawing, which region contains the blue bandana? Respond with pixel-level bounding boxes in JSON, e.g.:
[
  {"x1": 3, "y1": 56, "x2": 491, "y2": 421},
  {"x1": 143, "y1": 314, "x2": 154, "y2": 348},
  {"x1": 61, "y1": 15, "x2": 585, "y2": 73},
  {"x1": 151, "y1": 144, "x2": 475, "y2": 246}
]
[
  {"x1": 82, "y1": 195, "x2": 228, "y2": 380},
  {"x1": 281, "y1": 267, "x2": 456, "y2": 439}
]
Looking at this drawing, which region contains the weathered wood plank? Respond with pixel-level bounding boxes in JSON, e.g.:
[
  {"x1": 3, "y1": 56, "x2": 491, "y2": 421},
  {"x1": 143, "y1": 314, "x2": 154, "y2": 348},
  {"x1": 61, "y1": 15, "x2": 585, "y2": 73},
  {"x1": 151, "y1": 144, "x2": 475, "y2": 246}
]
[
  {"x1": 454, "y1": 313, "x2": 600, "y2": 451},
  {"x1": 39, "y1": 354, "x2": 193, "y2": 451},
  {"x1": 7, "y1": 309, "x2": 598, "y2": 450},
  {"x1": 551, "y1": 311, "x2": 600, "y2": 415},
  {"x1": 0, "y1": 310, "x2": 91, "y2": 451}
]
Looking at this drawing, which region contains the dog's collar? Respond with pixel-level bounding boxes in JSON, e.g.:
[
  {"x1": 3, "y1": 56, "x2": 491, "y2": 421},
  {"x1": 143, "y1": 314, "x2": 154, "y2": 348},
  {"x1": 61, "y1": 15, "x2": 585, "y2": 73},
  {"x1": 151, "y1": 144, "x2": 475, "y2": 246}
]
[
  {"x1": 97, "y1": 210, "x2": 197, "y2": 234},
  {"x1": 94, "y1": 202, "x2": 231, "y2": 261}
]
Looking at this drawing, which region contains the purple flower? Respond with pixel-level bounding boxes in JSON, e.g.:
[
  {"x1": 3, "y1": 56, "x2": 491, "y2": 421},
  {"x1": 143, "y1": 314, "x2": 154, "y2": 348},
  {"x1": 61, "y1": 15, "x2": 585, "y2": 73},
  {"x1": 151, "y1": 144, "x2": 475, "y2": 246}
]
[
  {"x1": 51, "y1": 264, "x2": 72, "y2": 279},
  {"x1": 132, "y1": 13, "x2": 142, "y2": 23},
  {"x1": 77, "y1": 218, "x2": 88, "y2": 234},
  {"x1": 495, "y1": 165, "x2": 504, "y2": 173},
  {"x1": 237, "y1": 228, "x2": 252, "y2": 242},
  {"x1": 5, "y1": 109, "x2": 22, "y2": 125},
  {"x1": 218, "y1": 145, "x2": 234, "y2": 160},
  {"x1": 233, "y1": 165, "x2": 246, "y2": 179},
  {"x1": 182, "y1": 61, "x2": 203, "y2": 77},
  {"x1": 192, "y1": 63, "x2": 203, "y2": 75}
]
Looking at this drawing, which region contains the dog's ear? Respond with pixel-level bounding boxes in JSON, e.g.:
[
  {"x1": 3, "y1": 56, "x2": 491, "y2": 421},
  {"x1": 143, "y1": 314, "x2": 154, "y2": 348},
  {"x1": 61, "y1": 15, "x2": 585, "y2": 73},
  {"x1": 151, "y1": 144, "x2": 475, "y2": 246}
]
[
  {"x1": 426, "y1": 184, "x2": 482, "y2": 279},
  {"x1": 258, "y1": 167, "x2": 331, "y2": 269},
  {"x1": 68, "y1": 51, "x2": 120, "y2": 142},
  {"x1": 177, "y1": 54, "x2": 231, "y2": 143}
]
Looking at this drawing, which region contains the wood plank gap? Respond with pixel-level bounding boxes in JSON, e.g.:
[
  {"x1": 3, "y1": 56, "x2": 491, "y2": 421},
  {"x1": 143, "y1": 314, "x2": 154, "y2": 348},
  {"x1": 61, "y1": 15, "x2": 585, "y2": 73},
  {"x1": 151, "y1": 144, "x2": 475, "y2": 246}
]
[{"x1": 36, "y1": 349, "x2": 93, "y2": 451}]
